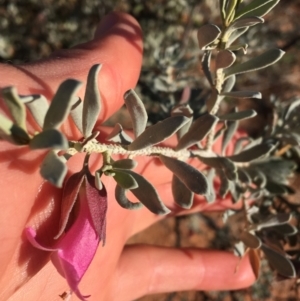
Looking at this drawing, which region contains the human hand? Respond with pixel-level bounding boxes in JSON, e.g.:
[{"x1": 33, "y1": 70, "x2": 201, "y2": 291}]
[{"x1": 0, "y1": 12, "x2": 256, "y2": 301}]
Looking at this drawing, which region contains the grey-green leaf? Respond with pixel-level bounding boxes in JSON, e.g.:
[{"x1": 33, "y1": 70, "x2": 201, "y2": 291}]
[
  {"x1": 226, "y1": 16, "x2": 264, "y2": 36},
  {"x1": 43, "y1": 79, "x2": 82, "y2": 130},
  {"x1": 216, "y1": 50, "x2": 236, "y2": 69},
  {"x1": 206, "y1": 168, "x2": 216, "y2": 203},
  {"x1": 221, "y1": 91, "x2": 262, "y2": 99},
  {"x1": 128, "y1": 116, "x2": 189, "y2": 151},
  {"x1": 228, "y1": 143, "x2": 275, "y2": 163},
  {"x1": 115, "y1": 185, "x2": 143, "y2": 210},
  {"x1": 124, "y1": 89, "x2": 148, "y2": 138},
  {"x1": 261, "y1": 244, "x2": 296, "y2": 278},
  {"x1": 227, "y1": 27, "x2": 249, "y2": 47},
  {"x1": 197, "y1": 24, "x2": 221, "y2": 49},
  {"x1": 70, "y1": 97, "x2": 83, "y2": 134},
  {"x1": 235, "y1": 0, "x2": 280, "y2": 19},
  {"x1": 176, "y1": 114, "x2": 218, "y2": 151},
  {"x1": 22, "y1": 94, "x2": 49, "y2": 129},
  {"x1": 112, "y1": 159, "x2": 137, "y2": 170},
  {"x1": 222, "y1": 120, "x2": 238, "y2": 155},
  {"x1": 106, "y1": 123, "x2": 133, "y2": 145},
  {"x1": 113, "y1": 169, "x2": 138, "y2": 190},
  {"x1": 29, "y1": 129, "x2": 68, "y2": 150},
  {"x1": 255, "y1": 213, "x2": 292, "y2": 231},
  {"x1": 82, "y1": 64, "x2": 102, "y2": 138},
  {"x1": 125, "y1": 170, "x2": 170, "y2": 215},
  {"x1": 1, "y1": 86, "x2": 27, "y2": 130},
  {"x1": 198, "y1": 156, "x2": 237, "y2": 181},
  {"x1": 40, "y1": 150, "x2": 67, "y2": 188},
  {"x1": 0, "y1": 113, "x2": 30, "y2": 145},
  {"x1": 95, "y1": 170, "x2": 103, "y2": 190},
  {"x1": 240, "y1": 231, "x2": 261, "y2": 249},
  {"x1": 171, "y1": 104, "x2": 193, "y2": 139},
  {"x1": 225, "y1": 49, "x2": 285, "y2": 78},
  {"x1": 172, "y1": 175, "x2": 194, "y2": 209},
  {"x1": 219, "y1": 109, "x2": 257, "y2": 121},
  {"x1": 160, "y1": 155, "x2": 208, "y2": 195},
  {"x1": 222, "y1": 75, "x2": 236, "y2": 93},
  {"x1": 202, "y1": 51, "x2": 214, "y2": 86}
]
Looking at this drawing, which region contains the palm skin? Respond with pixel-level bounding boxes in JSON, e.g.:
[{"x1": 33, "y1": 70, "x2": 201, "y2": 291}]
[{"x1": 0, "y1": 12, "x2": 255, "y2": 301}]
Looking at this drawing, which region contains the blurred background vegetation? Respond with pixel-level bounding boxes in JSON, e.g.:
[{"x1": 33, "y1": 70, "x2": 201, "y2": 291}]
[{"x1": 1, "y1": 0, "x2": 300, "y2": 300}]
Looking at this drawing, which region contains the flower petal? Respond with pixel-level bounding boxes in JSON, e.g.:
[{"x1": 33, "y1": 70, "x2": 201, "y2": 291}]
[
  {"x1": 56, "y1": 185, "x2": 100, "y2": 301},
  {"x1": 85, "y1": 173, "x2": 107, "y2": 244}
]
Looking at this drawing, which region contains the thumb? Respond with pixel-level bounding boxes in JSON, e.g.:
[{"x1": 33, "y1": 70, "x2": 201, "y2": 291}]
[
  {"x1": 0, "y1": 12, "x2": 143, "y2": 129},
  {"x1": 111, "y1": 245, "x2": 256, "y2": 301}
]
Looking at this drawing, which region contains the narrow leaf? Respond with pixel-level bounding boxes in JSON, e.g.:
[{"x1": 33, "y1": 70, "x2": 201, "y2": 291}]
[
  {"x1": 40, "y1": 150, "x2": 68, "y2": 188},
  {"x1": 124, "y1": 89, "x2": 148, "y2": 138},
  {"x1": 227, "y1": 27, "x2": 249, "y2": 46},
  {"x1": 23, "y1": 94, "x2": 49, "y2": 129},
  {"x1": 283, "y1": 98, "x2": 300, "y2": 121},
  {"x1": 222, "y1": 75, "x2": 236, "y2": 93},
  {"x1": 219, "y1": 109, "x2": 257, "y2": 121},
  {"x1": 126, "y1": 170, "x2": 170, "y2": 215},
  {"x1": 226, "y1": 16, "x2": 264, "y2": 36},
  {"x1": 206, "y1": 168, "x2": 216, "y2": 203},
  {"x1": 113, "y1": 169, "x2": 139, "y2": 190},
  {"x1": 219, "y1": 169, "x2": 230, "y2": 197},
  {"x1": 160, "y1": 155, "x2": 208, "y2": 195},
  {"x1": 1, "y1": 86, "x2": 27, "y2": 130},
  {"x1": 198, "y1": 155, "x2": 237, "y2": 181},
  {"x1": 43, "y1": 79, "x2": 82, "y2": 130},
  {"x1": 221, "y1": 91, "x2": 262, "y2": 99},
  {"x1": 112, "y1": 159, "x2": 137, "y2": 170},
  {"x1": 235, "y1": 0, "x2": 280, "y2": 19},
  {"x1": 256, "y1": 213, "x2": 292, "y2": 231},
  {"x1": 106, "y1": 123, "x2": 133, "y2": 145},
  {"x1": 29, "y1": 129, "x2": 68, "y2": 150},
  {"x1": 171, "y1": 104, "x2": 193, "y2": 139},
  {"x1": 240, "y1": 231, "x2": 261, "y2": 249},
  {"x1": 197, "y1": 24, "x2": 221, "y2": 49},
  {"x1": 228, "y1": 143, "x2": 275, "y2": 162},
  {"x1": 128, "y1": 116, "x2": 189, "y2": 151},
  {"x1": 202, "y1": 50, "x2": 214, "y2": 86},
  {"x1": 115, "y1": 185, "x2": 143, "y2": 210},
  {"x1": 0, "y1": 113, "x2": 30, "y2": 145},
  {"x1": 216, "y1": 50, "x2": 236, "y2": 69},
  {"x1": 172, "y1": 175, "x2": 194, "y2": 209},
  {"x1": 261, "y1": 244, "x2": 296, "y2": 278},
  {"x1": 247, "y1": 248, "x2": 261, "y2": 279},
  {"x1": 70, "y1": 97, "x2": 83, "y2": 134},
  {"x1": 82, "y1": 64, "x2": 102, "y2": 138},
  {"x1": 222, "y1": 120, "x2": 238, "y2": 155},
  {"x1": 176, "y1": 114, "x2": 218, "y2": 151},
  {"x1": 225, "y1": 49, "x2": 285, "y2": 78}
]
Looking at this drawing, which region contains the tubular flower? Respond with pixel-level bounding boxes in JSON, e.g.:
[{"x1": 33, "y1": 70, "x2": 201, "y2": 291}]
[{"x1": 25, "y1": 160, "x2": 107, "y2": 301}]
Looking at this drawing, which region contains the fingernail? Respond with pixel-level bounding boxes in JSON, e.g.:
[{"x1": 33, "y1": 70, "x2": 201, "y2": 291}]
[{"x1": 94, "y1": 13, "x2": 120, "y2": 38}]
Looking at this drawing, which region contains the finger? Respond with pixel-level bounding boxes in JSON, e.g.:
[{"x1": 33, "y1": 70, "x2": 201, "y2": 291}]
[
  {"x1": 0, "y1": 12, "x2": 143, "y2": 137},
  {"x1": 112, "y1": 245, "x2": 256, "y2": 301}
]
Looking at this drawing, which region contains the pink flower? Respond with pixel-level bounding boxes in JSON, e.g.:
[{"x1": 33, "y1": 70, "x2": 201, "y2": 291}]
[{"x1": 25, "y1": 167, "x2": 107, "y2": 301}]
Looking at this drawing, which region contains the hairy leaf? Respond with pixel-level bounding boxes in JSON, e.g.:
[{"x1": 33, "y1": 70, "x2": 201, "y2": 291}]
[
  {"x1": 160, "y1": 155, "x2": 208, "y2": 195},
  {"x1": 172, "y1": 175, "x2": 194, "y2": 209},
  {"x1": 197, "y1": 24, "x2": 221, "y2": 49},
  {"x1": 115, "y1": 185, "x2": 143, "y2": 210},
  {"x1": 227, "y1": 27, "x2": 249, "y2": 47},
  {"x1": 23, "y1": 94, "x2": 49, "y2": 129},
  {"x1": 235, "y1": 0, "x2": 280, "y2": 19},
  {"x1": 206, "y1": 168, "x2": 216, "y2": 203},
  {"x1": 219, "y1": 169, "x2": 230, "y2": 198},
  {"x1": 255, "y1": 213, "x2": 292, "y2": 231},
  {"x1": 70, "y1": 97, "x2": 83, "y2": 134},
  {"x1": 82, "y1": 64, "x2": 102, "y2": 138},
  {"x1": 228, "y1": 143, "x2": 275, "y2": 162},
  {"x1": 222, "y1": 75, "x2": 236, "y2": 93},
  {"x1": 216, "y1": 50, "x2": 236, "y2": 69},
  {"x1": 124, "y1": 89, "x2": 148, "y2": 138},
  {"x1": 1, "y1": 86, "x2": 27, "y2": 130},
  {"x1": 176, "y1": 114, "x2": 218, "y2": 151},
  {"x1": 0, "y1": 113, "x2": 30, "y2": 145},
  {"x1": 219, "y1": 109, "x2": 257, "y2": 121},
  {"x1": 106, "y1": 123, "x2": 133, "y2": 145},
  {"x1": 202, "y1": 51, "x2": 214, "y2": 86},
  {"x1": 43, "y1": 79, "x2": 82, "y2": 130},
  {"x1": 113, "y1": 169, "x2": 138, "y2": 190},
  {"x1": 226, "y1": 16, "x2": 264, "y2": 36},
  {"x1": 225, "y1": 49, "x2": 285, "y2": 78},
  {"x1": 29, "y1": 129, "x2": 68, "y2": 150},
  {"x1": 126, "y1": 170, "x2": 170, "y2": 215},
  {"x1": 128, "y1": 116, "x2": 189, "y2": 151},
  {"x1": 222, "y1": 120, "x2": 238, "y2": 155},
  {"x1": 112, "y1": 159, "x2": 137, "y2": 170},
  {"x1": 240, "y1": 231, "x2": 261, "y2": 249},
  {"x1": 171, "y1": 104, "x2": 193, "y2": 139},
  {"x1": 40, "y1": 150, "x2": 67, "y2": 188},
  {"x1": 261, "y1": 244, "x2": 296, "y2": 278},
  {"x1": 221, "y1": 91, "x2": 262, "y2": 99}
]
